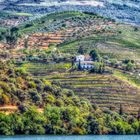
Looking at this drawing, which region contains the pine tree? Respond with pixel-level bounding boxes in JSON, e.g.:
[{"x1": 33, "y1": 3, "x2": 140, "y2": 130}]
[
  {"x1": 137, "y1": 108, "x2": 140, "y2": 120},
  {"x1": 78, "y1": 60, "x2": 82, "y2": 70},
  {"x1": 119, "y1": 104, "x2": 124, "y2": 115},
  {"x1": 78, "y1": 46, "x2": 84, "y2": 54}
]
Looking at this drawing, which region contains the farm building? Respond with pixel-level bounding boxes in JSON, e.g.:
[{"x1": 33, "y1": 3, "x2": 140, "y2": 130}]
[{"x1": 76, "y1": 55, "x2": 94, "y2": 70}]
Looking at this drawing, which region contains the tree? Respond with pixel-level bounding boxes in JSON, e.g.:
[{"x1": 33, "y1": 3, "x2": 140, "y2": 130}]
[
  {"x1": 89, "y1": 49, "x2": 100, "y2": 61},
  {"x1": 137, "y1": 108, "x2": 140, "y2": 120},
  {"x1": 87, "y1": 115, "x2": 100, "y2": 134},
  {"x1": 22, "y1": 107, "x2": 46, "y2": 135},
  {"x1": 119, "y1": 104, "x2": 124, "y2": 115},
  {"x1": 125, "y1": 62, "x2": 135, "y2": 71},
  {"x1": 78, "y1": 60, "x2": 82, "y2": 70},
  {"x1": 71, "y1": 57, "x2": 75, "y2": 68},
  {"x1": 24, "y1": 39, "x2": 29, "y2": 49},
  {"x1": 10, "y1": 27, "x2": 19, "y2": 33},
  {"x1": 114, "y1": 122, "x2": 125, "y2": 134},
  {"x1": 134, "y1": 27, "x2": 138, "y2": 32},
  {"x1": 5, "y1": 27, "x2": 20, "y2": 48},
  {"x1": 90, "y1": 62, "x2": 105, "y2": 74},
  {"x1": 44, "y1": 106, "x2": 62, "y2": 134},
  {"x1": 110, "y1": 59, "x2": 117, "y2": 67},
  {"x1": 0, "y1": 94, "x2": 10, "y2": 105},
  {"x1": 123, "y1": 59, "x2": 134, "y2": 64},
  {"x1": 0, "y1": 114, "x2": 14, "y2": 135},
  {"x1": 78, "y1": 46, "x2": 84, "y2": 54},
  {"x1": 98, "y1": 62, "x2": 105, "y2": 74}
]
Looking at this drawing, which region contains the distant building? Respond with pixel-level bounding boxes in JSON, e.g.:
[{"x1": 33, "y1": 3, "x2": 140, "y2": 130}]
[
  {"x1": 80, "y1": 61, "x2": 94, "y2": 70},
  {"x1": 76, "y1": 55, "x2": 94, "y2": 70},
  {"x1": 76, "y1": 55, "x2": 85, "y2": 62},
  {"x1": 84, "y1": 54, "x2": 93, "y2": 61}
]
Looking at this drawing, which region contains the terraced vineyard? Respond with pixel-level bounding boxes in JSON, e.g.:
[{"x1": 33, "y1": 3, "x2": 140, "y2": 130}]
[
  {"x1": 47, "y1": 73, "x2": 140, "y2": 115},
  {"x1": 58, "y1": 24, "x2": 140, "y2": 60},
  {"x1": 12, "y1": 11, "x2": 140, "y2": 116},
  {"x1": 20, "y1": 62, "x2": 71, "y2": 75},
  {"x1": 22, "y1": 62, "x2": 140, "y2": 115}
]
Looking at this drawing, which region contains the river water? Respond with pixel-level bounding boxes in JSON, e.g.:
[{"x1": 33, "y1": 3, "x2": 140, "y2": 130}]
[{"x1": 0, "y1": 135, "x2": 140, "y2": 140}]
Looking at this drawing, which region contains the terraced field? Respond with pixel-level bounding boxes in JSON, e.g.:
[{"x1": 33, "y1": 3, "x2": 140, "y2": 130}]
[
  {"x1": 13, "y1": 11, "x2": 140, "y2": 116},
  {"x1": 58, "y1": 24, "x2": 140, "y2": 60},
  {"x1": 21, "y1": 62, "x2": 140, "y2": 115},
  {"x1": 47, "y1": 73, "x2": 140, "y2": 115},
  {"x1": 20, "y1": 62, "x2": 71, "y2": 75}
]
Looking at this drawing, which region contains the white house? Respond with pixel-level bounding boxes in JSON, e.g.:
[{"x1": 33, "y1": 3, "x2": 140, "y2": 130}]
[
  {"x1": 80, "y1": 61, "x2": 94, "y2": 70},
  {"x1": 76, "y1": 55, "x2": 85, "y2": 62},
  {"x1": 76, "y1": 55, "x2": 94, "y2": 70}
]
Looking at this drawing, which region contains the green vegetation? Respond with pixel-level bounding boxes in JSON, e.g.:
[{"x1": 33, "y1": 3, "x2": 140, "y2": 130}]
[
  {"x1": 0, "y1": 27, "x2": 21, "y2": 46},
  {"x1": 0, "y1": 11, "x2": 32, "y2": 18},
  {"x1": 0, "y1": 61, "x2": 140, "y2": 135},
  {"x1": 1, "y1": 103, "x2": 140, "y2": 135},
  {"x1": 0, "y1": 11, "x2": 13, "y2": 18},
  {"x1": 44, "y1": 72, "x2": 140, "y2": 116},
  {"x1": 113, "y1": 70, "x2": 140, "y2": 88},
  {"x1": 18, "y1": 11, "x2": 91, "y2": 35},
  {"x1": 20, "y1": 62, "x2": 71, "y2": 75},
  {"x1": 90, "y1": 62, "x2": 105, "y2": 74},
  {"x1": 14, "y1": 12, "x2": 33, "y2": 17},
  {"x1": 89, "y1": 49, "x2": 101, "y2": 61}
]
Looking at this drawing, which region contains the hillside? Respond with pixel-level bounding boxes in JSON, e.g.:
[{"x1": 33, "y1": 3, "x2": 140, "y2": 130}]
[
  {"x1": 1, "y1": 60, "x2": 140, "y2": 135},
  {"x1": 0, "y1": 12, "x2": 139, "y2": 59},
  {"x1": 1, "y1": 0, "x2": 140, "y2": 25},
  {"x1": 0, "y1": 11, "x2": 140, "y2": 115},
  {"x1": 0, "y1": 60, "x2": 91, "y2": 116},
  {"x1": 1, "y1": 60, "x2": 140, "y2": 136},
  {"x1": 0, "y1": 8, "x2": 140, "y2": 135},
  {"x1": 22, "y1": 62, "x2": 140, "y2": 115},
  {"x1": 5, "y1": 12, "x2": 140, "y2": 114},
  {"x1": 49, "y1": 73, "x2": 140, "y2": 115}
]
